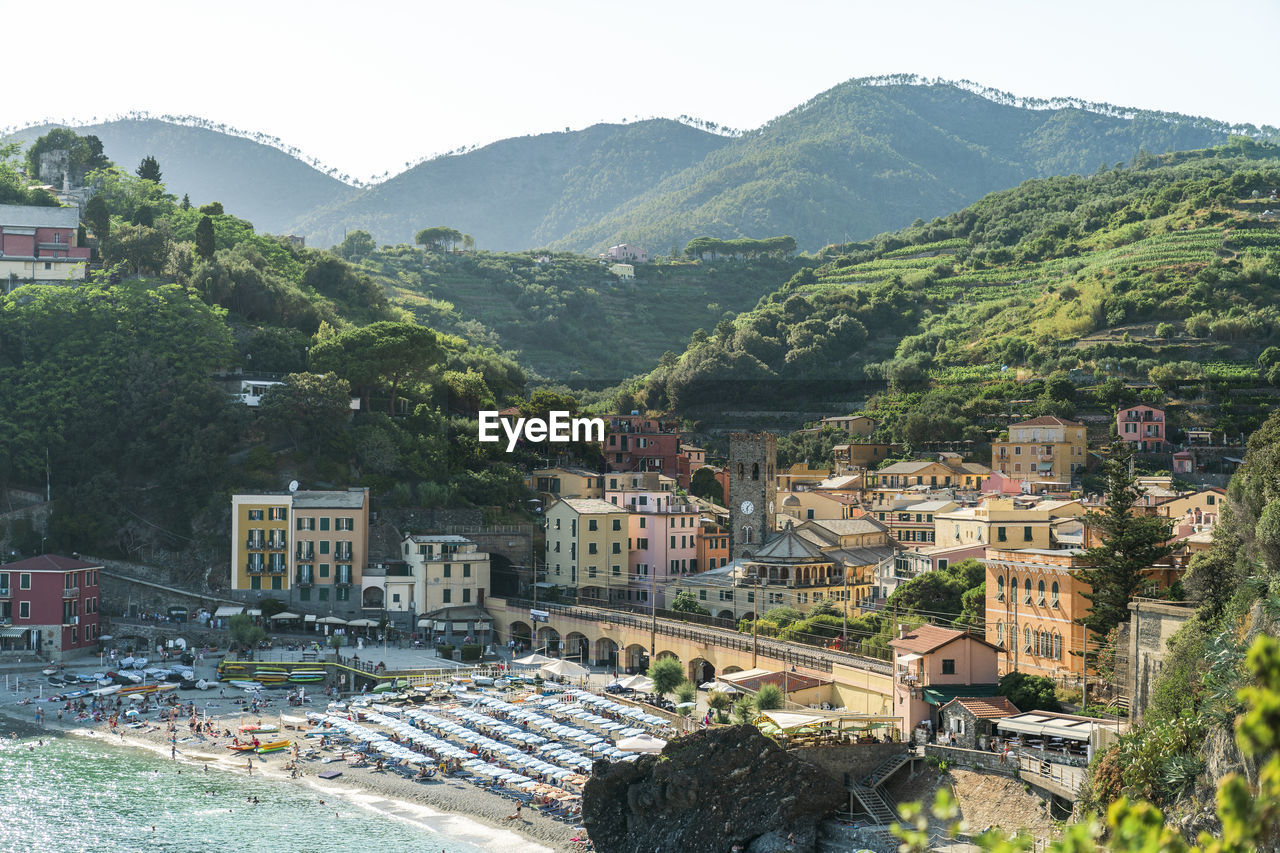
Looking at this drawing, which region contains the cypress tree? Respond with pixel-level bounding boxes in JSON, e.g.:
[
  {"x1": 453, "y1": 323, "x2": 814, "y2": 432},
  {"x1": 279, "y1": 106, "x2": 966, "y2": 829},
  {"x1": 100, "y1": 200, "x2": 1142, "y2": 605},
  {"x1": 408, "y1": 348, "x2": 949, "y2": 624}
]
[{"x1": 195, "y1": 215, "x2": 216, "y2": 259}]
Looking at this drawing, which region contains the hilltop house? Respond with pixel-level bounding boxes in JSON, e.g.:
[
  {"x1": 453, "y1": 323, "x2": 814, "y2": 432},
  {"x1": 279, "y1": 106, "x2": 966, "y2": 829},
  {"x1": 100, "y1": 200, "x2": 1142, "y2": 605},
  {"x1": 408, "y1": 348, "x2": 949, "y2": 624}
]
[
  {"x1": 606, "y1": 243, "x2": 648, "y2": 263},
  {"x1": 1117, "y1": 405, "x2": 1167, "y2": 452},
  {"x1": 0, "y1": 203, "x2": 90, "y2": 286},
  {"x1": 991, "y1": 416, "x2": 1087, "y2": 485}
]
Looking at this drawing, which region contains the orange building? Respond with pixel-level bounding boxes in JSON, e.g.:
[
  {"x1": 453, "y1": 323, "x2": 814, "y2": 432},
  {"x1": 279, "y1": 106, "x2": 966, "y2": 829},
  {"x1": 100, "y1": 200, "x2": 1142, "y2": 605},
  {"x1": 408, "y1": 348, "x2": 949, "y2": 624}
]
[
  {"x1": 695, "y1": 520, "x2": 730, "y2": 572},
  {"x1": 983, "y1": 548, "x2": 1092, "y2": 681}
]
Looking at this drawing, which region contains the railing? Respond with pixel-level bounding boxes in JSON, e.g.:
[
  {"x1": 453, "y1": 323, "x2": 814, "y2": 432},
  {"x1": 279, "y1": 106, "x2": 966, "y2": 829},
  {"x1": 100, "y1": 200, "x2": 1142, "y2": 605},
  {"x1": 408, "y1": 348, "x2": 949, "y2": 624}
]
[
  {"x1": 0, "y1": 588, "x2": 9, "y2": 598},
  {"x1": 62, "y1": 587, "x2": 79, "y2": 598},
  {"x1": 498, "y1": 596, "x2": 893, "y2": 674}
]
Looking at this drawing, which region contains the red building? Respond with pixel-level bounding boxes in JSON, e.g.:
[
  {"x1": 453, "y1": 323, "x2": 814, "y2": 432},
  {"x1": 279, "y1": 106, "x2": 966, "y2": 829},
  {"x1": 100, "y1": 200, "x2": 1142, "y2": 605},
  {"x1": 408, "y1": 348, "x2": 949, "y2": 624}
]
[
  {"x1": 0, "y1": 204, "x2": 91, "y2": 285},
  {"x1": 0, "y1": 555, "x2": 102, "y2": 660},
  {"x1": 604, "y1": 415, "x2": 684, "y2": 478}
]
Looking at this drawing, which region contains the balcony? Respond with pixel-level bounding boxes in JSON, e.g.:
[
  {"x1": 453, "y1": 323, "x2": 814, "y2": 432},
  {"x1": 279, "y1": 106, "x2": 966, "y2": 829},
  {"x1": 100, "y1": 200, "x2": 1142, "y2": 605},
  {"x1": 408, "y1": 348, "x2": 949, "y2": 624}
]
[
  {"x1": 295, "y1": 576, "x2": 313, "y2": 588},
  {"x1": 267, "y1": 565, "x2": 287, "y2": 574},
  {"x1": 0, "y1": 588, "x2": 9, "y2": 598},
  {"x1": 245, "y1": 564, "x2": 266, "y2": 575},
  {"x1": 62, "y1": 587, "x2": 79, "y2": 598},
  {"x1": 245, "y1": 539, "x2": 265, "y2": 551}
]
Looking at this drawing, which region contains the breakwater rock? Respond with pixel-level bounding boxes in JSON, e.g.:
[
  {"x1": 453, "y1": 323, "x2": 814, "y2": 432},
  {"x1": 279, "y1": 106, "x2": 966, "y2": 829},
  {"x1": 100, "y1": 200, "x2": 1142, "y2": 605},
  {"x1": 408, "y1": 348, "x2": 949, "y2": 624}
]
[{"x1": 582, "y1": 725, "x2": 844, "y2": 853}]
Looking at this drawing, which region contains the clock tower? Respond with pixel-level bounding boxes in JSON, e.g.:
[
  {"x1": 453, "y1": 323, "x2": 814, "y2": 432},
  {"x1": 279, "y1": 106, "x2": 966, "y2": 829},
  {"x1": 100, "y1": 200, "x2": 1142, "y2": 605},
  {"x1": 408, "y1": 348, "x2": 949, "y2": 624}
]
[{"x1": 728, "y1": 432, "x2": 777, "y2": 559}]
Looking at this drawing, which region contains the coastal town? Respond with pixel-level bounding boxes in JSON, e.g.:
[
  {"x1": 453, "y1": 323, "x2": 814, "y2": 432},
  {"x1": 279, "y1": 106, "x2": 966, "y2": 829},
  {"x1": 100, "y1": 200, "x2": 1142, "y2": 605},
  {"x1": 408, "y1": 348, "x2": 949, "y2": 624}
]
[{"x1": 0, "y1": 391, "x2": 1237, "y2": 851}]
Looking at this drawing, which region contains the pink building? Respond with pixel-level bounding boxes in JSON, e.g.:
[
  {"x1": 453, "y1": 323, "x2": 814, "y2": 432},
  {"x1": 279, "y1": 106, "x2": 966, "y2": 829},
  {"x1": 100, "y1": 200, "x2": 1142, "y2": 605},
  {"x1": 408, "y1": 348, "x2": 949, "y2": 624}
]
[
  {"x1": 604, "y1": 415, "x2": 683, "y2": 478},
  {"x1": 606, "y1": 243, "x2": 648, "y2": 263},
  {"x1": 890, "y1": 623, "x2": 1000, "y2": 740},
  {"x1": 0, "y1": 554, "x2": 102, "y2": 660},
  {"x1": 605, "y1": 480, "x2": 699, "y2": 608},
  {"x1": 1117, "y1": 405, "x2": 1166, "y2": 452},
  {"x1": 0, "y1": 204, "x2": 90, "y2": 285}
]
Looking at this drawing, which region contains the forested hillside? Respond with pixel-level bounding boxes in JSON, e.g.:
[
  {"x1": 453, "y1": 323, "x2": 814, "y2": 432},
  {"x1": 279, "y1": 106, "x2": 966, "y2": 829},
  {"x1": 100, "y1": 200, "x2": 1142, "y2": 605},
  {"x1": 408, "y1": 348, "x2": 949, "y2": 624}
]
[
  {"x1": 0, "y1": 134, "x2": 552, "y2": 560},
  {"x1": 345, "y1": 244, "x2": 800, "y2": 383},
  {"x1": 552, "y1": 79, "x2": 1251, "y2": 254},
  {"x1": 3, "y1": 119, "x2": 356, "y2": 234},
  {"x1": 632, "y1": 140, "x2": 1280, "y2": 438},
  {"x1": 291, "y1": 119, "x2": 730, "y2": 251}
]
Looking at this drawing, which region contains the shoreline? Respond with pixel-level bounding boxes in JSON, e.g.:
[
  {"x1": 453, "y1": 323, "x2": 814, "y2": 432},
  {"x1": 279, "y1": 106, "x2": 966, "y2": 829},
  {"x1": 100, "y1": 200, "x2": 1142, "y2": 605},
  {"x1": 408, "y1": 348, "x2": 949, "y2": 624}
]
[{"x1": 0, "y1": 684, "x2": 577, "y2": 853}]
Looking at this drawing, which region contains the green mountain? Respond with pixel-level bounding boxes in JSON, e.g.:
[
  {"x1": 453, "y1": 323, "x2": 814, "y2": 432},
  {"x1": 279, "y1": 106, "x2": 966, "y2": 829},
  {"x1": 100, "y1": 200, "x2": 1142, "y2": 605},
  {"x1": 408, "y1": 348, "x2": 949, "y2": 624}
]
[
  {"x1": 550, "y1": 80, "x2": 1261, "y2": 254},
  {"x1": 290, "y1": 119, "x2": 731, "y2": 251},
  {"x1": 633, "y1": 140, "x2": 1280, "y2": 438},
  {"x1": 3, "y1": 118, "x2": 356, "y2": 234}
]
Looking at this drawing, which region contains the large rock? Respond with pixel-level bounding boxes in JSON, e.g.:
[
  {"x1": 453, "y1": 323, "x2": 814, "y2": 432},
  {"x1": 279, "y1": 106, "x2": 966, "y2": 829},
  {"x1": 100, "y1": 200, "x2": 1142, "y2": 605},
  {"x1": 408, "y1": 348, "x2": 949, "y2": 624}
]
[{"x1": 582, "y1": 725, "x2": 844, "y2": 853}]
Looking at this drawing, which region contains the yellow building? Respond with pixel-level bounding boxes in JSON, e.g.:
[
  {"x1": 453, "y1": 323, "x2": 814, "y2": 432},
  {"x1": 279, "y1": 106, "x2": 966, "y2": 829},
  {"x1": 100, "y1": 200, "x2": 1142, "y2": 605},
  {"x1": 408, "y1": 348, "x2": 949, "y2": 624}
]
[
  {"x1": 991, "y1": 416, "x2": 1087, "y2": 484},
  {"x1": 819, "y1": 414, "x2": 877, "y2": 436},
  {"x1": 776, "y1": 462, "x2": 830, "y2": 491},
  {"x1": 366, "y1": 534, "x2": 491, "y2": 635},
  {"x1": 794, "y1": 517, "x2": 898, "y2": 612},
  {"x1": 933, "y1": 498, "x2": 1084, "y2": 551},
  {"x1": 232, "y1": 494, "x2": 291, "y2": 593},
  {"x1": 544, "y1": 498, "x2": 630, "y2": 601},
  {"x1": 529, "y1": 466, "x2": 605, "y2": 504},
  {"x1": 776, "y1": 489, "x2": 858, "y2": 522},
  {"x1": 866, "y1": 454, "x2": 990, "y2": 507},
  {"x1": 230, "y1": 488, "x2": 370, "y2": 610}
]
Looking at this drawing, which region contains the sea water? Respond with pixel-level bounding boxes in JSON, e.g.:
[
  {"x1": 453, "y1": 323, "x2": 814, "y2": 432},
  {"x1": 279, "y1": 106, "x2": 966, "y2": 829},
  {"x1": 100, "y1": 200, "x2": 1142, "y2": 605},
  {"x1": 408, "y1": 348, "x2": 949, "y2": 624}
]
[{"x1": 0, "y1": 732, "x2": 488, "y2": 853}]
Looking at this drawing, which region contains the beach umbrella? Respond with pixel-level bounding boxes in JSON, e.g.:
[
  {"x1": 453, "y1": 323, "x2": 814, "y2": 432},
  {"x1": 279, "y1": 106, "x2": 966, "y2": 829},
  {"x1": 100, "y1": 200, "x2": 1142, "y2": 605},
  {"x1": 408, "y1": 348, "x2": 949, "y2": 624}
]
[
  {"x1": 513, "y1": 653, "x2": 556, "y2": 666},
  {"x1": 616, "y1": 674, "x2": 654, "y2": 691},
  {"x1": 709, "y1": 682, "x2": 739, "y2": 694},
  {"x1": 616, "y1": 733, "x2": 667, "y2": 754},
  {"x1": 540, "y1": 659, "x2": 590, "y2": 679}
]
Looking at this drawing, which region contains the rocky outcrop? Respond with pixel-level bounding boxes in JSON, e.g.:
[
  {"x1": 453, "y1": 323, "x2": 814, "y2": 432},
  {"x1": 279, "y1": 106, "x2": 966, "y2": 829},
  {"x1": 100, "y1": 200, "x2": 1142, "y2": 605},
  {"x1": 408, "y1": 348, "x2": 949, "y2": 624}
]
[{"x1": 582, "y1": 725, "x2": 844, "y2": 853}]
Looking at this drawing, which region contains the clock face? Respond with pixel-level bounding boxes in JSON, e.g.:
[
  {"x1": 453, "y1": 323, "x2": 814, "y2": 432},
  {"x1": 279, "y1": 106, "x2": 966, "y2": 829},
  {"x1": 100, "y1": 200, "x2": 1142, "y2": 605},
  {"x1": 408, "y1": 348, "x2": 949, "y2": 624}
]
[{"x1": 740, "y1": 500, "x2": 755, "y2": 515}]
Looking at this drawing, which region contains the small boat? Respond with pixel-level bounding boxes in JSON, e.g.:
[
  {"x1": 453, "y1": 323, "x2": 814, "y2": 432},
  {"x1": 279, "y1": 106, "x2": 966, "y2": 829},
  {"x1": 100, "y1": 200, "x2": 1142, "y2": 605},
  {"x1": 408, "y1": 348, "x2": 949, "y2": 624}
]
[
  {"x1": 239, "y1": 723, "x2": 278, "y2": 734},
  {"x1": 194, "y1": 679, "x2": 215, "y2": 691},
  {"x1": 254, "y1": 739, "x2": 290, "y2": 754},
  {"x1": 115, "y1": 671, "x2": 143, "y2": 685},
  {"x1": 228, "y1": 680, "x2": 260, "y2": 690},
  {"x1": 118, "y1": 684, "x2": 156, "y2": 696},
  {"x1": 42, "y1": 665, "x2": 59, "y2": 676},
  {"x1": 472, "y1": 676, "x2": 494, "y2": 687},
  {"x1": 226, "y1": 742, "x2": 257, "y2": 752},
  {"x1": 75, "y1": 673, "x2": 99, "y2": 684},
  {"x1": 120, "y1": 656, "x2": 135, "y2": 669},
  {"x1": 174, "y1": 669, "x2": 195, "y2": 682},
  {"x1": 61, "y1": 689, "x2": 89, "y2": 699},
  {"x1": 132, "y1": 657, "x2": 148, "y2": 670},
  {"x1": 89, "y1": 684, "x2": 121, "y2": 697},
  {"x1": 372, "y1": 679, "x2": 408, "y2": 694},
  {"x1": 97, "y1": 678, "x2": 114, "y2": 687},
  {"x1": 48, "y1": 676, "x2": 66, "y2": 686},
  {"x1": 153, "y1": 683, "x2": 179, "y2": 694}
]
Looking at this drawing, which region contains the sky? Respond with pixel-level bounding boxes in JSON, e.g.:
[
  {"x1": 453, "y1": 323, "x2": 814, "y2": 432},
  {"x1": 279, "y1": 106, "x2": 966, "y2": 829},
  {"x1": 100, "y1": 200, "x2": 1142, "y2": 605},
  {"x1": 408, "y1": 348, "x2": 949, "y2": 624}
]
[{"x1": 5, "y1": 0, "x2": 1279, "y2": 183}]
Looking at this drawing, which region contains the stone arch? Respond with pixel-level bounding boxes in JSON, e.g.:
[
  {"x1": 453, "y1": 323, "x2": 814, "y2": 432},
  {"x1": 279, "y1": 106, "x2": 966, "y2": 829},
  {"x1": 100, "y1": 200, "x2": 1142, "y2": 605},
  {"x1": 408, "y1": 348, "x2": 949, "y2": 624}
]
[
  {"x1": 689, "y1": 658, "x2": 715, "y2": 685},
  {"x1": 623, "y1": 643, "x2": 648, "y2": 673},
  {"x1": 740, "y1": 612, "x2": 756, "y2": 622},
  {"x1": 716, "y1": 609, "x2": 734, "y2": 621},
  {"x1": 656, "y1": 650, "x2": 679, "y2": 663},
  {"x1": 537, "y1": 626, "x2": 561, "y2": 653},
  {"x1": 722, "y1": 665, "x2": 744, "y2": 675},
  {"x1": 361, "y1": 586, "x2": 384, "y2": 608},
  {"x1": 508, "y1": 620, "x2": 532, "y2": 649},
  {"x1": 564, "y1": 631, "x2": 590, "y2": 663},
  {"x1": 594, "y1": 637, "x2": 619, "y2": 668}
]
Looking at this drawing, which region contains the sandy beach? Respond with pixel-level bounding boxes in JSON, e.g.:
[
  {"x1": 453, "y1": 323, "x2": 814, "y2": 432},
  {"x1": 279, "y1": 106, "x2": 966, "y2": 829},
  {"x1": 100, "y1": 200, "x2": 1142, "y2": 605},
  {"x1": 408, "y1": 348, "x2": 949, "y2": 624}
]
[{"x1": 0, "y1": 671, "x2": 582, "y2": 853}]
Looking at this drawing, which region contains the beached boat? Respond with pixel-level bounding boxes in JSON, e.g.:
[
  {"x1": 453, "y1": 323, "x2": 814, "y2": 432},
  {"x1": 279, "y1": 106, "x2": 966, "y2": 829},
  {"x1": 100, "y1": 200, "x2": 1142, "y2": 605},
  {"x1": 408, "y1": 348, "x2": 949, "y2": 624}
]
[
  {"x1": 226, "y1": 742, "x2": 256, "y2": 752},
  {"x1": 42, "y1": 665, "x2": 59, "y2": 676},
  {"x1": 60, "y1": 689, "x2": 89, "y2": 699},
  {"x1": 255, "y1": 673, "x2": 289, "y2": 683},
  {"x1": 114, "y1": 671, "x2": 143, "y2": 685},
  {"x1": 372, "y1": 679, "x2": 409, "y2": 694},
  {"x1": 97, "y1": 678, "x2": 114, "y2": 687},
  {"x1": 288, "y1": 669, "x2": 325, "y2": 683},
  {"x1": 238, "y1": 723, "x2": 278, "y2": 733},
  {"x1": 119, "y1": 656, "x2": 134, "y2": 669},
  {"x1": 47, "y1": 676, "x2": 65, "y2": 686},
  {"x1": 131, "y1": 657, "x2": 148, "y2": 670},
  {"x1": 227, "y1": 679, "x2": 260, "y2": 690},
  {"x1": 89, "y1": 684, "x2": 120, "y2": 697},
  {"x1": 254, "y1": 739, "x2": 290, "y2": 754},
  {"x1": 193, "y1": 679, "x2": 215, "y2": 691}
]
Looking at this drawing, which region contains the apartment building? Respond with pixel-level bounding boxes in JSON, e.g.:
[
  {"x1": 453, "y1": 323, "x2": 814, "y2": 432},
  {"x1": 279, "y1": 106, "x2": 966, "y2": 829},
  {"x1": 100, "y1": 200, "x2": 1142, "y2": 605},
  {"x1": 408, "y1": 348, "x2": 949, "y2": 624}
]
[
  {"x1": 932, "y1": 497, "x2": 1085, "y2": 551},
  {"x1": 367, "y1": 535, "x2": 491, "y2": 635},
  {"x1": 991, "y1": 416, "x2": 1087, "y2": 484},
  {"x1": 544, "y1": 498, "x2": 629, "y2": 603}
]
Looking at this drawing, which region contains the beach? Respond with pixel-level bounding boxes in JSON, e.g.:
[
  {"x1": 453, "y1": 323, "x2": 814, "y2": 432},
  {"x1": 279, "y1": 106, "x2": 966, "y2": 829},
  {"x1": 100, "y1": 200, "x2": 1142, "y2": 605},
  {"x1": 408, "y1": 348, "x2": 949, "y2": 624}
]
[{"x1": 0, "y1": 669, "x2": 582, "y2": 853}]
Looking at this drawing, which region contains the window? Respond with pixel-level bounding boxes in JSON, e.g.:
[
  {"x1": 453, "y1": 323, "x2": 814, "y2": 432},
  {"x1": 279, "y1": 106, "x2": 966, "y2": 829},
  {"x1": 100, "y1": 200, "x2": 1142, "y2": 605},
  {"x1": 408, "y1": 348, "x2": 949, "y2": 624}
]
[
  {"x1": 639, "y1": 518, "x2": 646, "y2": 529},
  {"x1": 248, "y1": 509, "x2": 264, "y2": 521},
  {"x1": 997, "y1": 527, "x2": 1007, "y2": 542},
  {"x1": 19, "y1": 573, "x2": 30, "y2": 590},
  {"x1": 698, "y1": 590, "x2": 706, "y2": 600},
  {"x1": 670, "y1": 536, "x2": 676, "y2": 548},
  {"x1": 588, "y1": 543, "x2": 597, "y2": 555},
  {"x1": 1023, "y1": 625, "x2": 1031, "y2": 652},
  {"x1": 250, "y1": 576, "x2": 261, "y2": 590},
  {"x1": 1052, "y1": 632, "x2": 1062, "y2": 659},
  {"x1": 297, "y1": 517, "x2": 315, "y2": 531},
  {"x1": 995, "y1": 621, "x2": 1004, "y2": 646},
  {"x1": 1037, "y1": 579, "x2": 1046, "y2": 605},
  {"x1": 941, "y1": 659, "x2": 955, "y2": 675},
  {"x1": 463, "y1": 589, "x2": 471, "y2": 603},
  {"x1": 612, "y1": 542, "x2": 621, "y2": 554},
  {"x1": 320, "y1": 564, "x2": 330, "y2": 578},
  {"x1": 995, "y1": 576, "x2": 1005, "y2": 601},
  {"x1": 319, "y1": 541, "x2": 330, "y2": 555},
  {"x1": 319, "y1": 588, "x2": 329, "y2": 601},
  {"x1": 319, "y1": 517, "x2": 330, "y2": 531},
  {"x1": 1023, "y1": 526, "x2": 1033, "y2": 542},
  {"x1": 336, "y1": 517, "x2": 354, "y2": 531},
  {"x1": 588, "y1": 519, "x2": 598, "y2": 532},
  {"x1": 443, "y1": 564, "x2": 452, "y2": 578},
  {"x1": 443, "y1": 589, "x2": 452, "y2": 603},
  {"x1": 1051, "y1": 581, "x2": 1059, "y2": 607},
  {"x1": 612, "y1": 519, "x2": 622, "y2": 531},
  {"x1": 268, "y1": 507, "x2": 287, "y2": 521},
  {"x1": 462, "y1": 564, "x2": 471, "y2": 578},
  {"x1": 1023, "y1": 577, "x2": 1032, "y2": 603},
  {"x1": 19, "y1": 601, "x2": 29, "y2": 619}
]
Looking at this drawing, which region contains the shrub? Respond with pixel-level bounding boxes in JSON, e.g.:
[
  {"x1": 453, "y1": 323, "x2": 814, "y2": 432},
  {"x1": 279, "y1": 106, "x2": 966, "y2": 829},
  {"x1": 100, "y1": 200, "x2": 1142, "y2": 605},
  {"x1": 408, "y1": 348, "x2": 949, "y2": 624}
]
[
  {"x1": 460, "y1": 644, "x2": 482, "y2": 662},
  {"x1": 436, "y1": 644, "x2": 455, "y2": 659},
  {"x1": 755, "y1": 683, "x2": 784, "y2": 711}
]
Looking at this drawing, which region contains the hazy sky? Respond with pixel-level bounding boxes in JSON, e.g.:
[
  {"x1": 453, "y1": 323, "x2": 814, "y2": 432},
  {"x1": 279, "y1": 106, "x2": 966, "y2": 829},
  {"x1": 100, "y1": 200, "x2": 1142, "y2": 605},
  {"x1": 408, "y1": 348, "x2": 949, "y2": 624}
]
[{"x1": 6, "y1": 0, "x2": 1278, "y2": 182}]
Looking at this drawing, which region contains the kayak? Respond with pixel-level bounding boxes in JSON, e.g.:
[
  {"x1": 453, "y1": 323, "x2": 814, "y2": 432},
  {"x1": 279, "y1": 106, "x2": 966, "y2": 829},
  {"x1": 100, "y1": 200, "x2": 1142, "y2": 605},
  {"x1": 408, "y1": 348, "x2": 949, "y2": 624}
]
[
  {"x1": 254, "y1": 739, "x2": 290, "y2": 754},
  {"x1": 226, "y1": 742, "x2": 257, "y2": 752},
  {"x1": 227, "y1": 680, "x2": 260, "y2": 690},
  {"x1": 239, "y1": 723, "x2": 278, "y2": 733}
]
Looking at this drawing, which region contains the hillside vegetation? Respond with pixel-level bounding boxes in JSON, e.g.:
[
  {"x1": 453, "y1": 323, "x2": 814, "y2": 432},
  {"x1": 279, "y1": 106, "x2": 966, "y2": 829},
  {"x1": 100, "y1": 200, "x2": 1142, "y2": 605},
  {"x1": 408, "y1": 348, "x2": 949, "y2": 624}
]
[
  {"x1": 354, "y1": 245, "x2": 800, "y2": 383},
  {"x1": 632, "y1": 140, "x2": 1280, "y2": 438}
]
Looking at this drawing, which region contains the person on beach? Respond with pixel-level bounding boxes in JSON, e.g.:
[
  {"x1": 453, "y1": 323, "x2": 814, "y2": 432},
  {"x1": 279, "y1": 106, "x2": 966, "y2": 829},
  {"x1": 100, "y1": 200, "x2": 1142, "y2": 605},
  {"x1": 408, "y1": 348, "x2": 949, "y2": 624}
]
[{"x1": 505, "y1": 804, "x2": 522, "y2": 821}]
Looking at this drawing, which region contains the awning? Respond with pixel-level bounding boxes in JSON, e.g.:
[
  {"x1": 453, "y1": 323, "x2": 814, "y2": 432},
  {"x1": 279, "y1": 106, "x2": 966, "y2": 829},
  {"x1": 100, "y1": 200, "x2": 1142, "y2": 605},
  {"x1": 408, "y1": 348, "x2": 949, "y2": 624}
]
[
  {"x1": 996, "y1": 713, "x2": 1102, "y2": 741},
  {"x1": 1037, "y1": 462, "x2": 1054, "y2": 471},
  {"x1": 417, "y1": 618, "x2": 433, "y2": 628},
  {"x1": 759, "y1": 710, "x2": 827, "y2": 730},
  {"x1": 434, "y1": 621, "x2": 447, "y2": 631},
  {"x1": 246, "y1": 608, "x2": 262, "y2": 616},
  {"x1": 304, "y1": 615, "x2": 317, "y2": 622},
  {"x1": 475, "y1": 622, "x2": 491, "y2": 631},
  {"x1": 214, "y1": 606, "x2": 244, "y2": 617},
  {"x1": 269, "y1": 611, "x2": 301, "y2": 620},
  {"x1": 896, "y1": 653, "x2": 923, "y2": 664},
  {"x1": 0, "y1": 626, "x2": 27, "y2": 638},
  {"x1": 451, "y1": 622, "x2": 470, "y2": 631}
]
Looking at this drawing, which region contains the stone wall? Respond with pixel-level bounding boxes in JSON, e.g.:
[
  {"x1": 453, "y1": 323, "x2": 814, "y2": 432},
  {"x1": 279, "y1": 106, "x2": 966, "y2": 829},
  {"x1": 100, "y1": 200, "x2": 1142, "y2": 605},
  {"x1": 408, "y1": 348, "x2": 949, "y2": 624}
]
[
  {"x1": 790, "y1": 742, "x2": 906, "y2": 785},
  {"x1": 1127, "y1": 599, "x2": 1197, "y2": 723},
  {"x1": 923, "y1": 744, "x2": 1019, "y2": 777}
]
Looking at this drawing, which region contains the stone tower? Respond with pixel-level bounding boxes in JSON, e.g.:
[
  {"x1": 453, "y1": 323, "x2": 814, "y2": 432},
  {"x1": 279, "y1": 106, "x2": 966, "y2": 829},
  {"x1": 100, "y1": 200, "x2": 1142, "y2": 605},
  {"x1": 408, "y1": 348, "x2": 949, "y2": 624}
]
[{"x1": 728, "y1": 432, "x2": 777, "y2": 559}]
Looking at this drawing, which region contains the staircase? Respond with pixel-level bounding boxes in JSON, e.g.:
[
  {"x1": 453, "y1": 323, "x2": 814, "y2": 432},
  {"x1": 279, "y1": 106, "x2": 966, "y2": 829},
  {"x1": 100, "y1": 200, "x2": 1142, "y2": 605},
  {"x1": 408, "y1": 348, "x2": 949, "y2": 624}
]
[
  {"x1": 848, "y1": 780, "x2": 897, "y2": 825},
  {"x1": 865, "y1": 750, "x2": 913, "y2": 788}
]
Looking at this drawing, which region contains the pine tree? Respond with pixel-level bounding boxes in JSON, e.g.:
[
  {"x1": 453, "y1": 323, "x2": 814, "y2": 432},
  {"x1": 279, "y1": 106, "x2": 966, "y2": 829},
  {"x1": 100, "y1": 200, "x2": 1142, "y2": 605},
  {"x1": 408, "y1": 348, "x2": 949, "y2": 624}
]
[
  {"x1": 136, "y1": 155, "x2": 162, "y2": 183},
  {"x1": 195, "y1": 215, "x2": 215, "y2": 260},
  {"x1": 181, "y1": 193, "x2": 191, "y2": 210},
  {"x1": 1076, "y1": 441, "x2": 1174, "y2": 644}
]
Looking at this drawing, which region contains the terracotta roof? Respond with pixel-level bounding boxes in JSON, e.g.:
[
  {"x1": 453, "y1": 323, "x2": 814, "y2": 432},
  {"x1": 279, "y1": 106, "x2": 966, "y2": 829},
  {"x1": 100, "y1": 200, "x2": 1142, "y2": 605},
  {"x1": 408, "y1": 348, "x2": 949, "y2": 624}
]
[
  {"x1": 942, "y1": 696, "x2": 1020, "y2": 719},
  {"x1": 1011, "y1": 416, "x2": 1082, "y2": 427},
  {"x1": 729, "y1": 670, "x2": 831, "y2": 694},
  {"x1": 890, "y1": 624, "x2": 978, "y2": 655},
  {"x1": 3, "y1": 554, "x2": 102, "y2": 572}
]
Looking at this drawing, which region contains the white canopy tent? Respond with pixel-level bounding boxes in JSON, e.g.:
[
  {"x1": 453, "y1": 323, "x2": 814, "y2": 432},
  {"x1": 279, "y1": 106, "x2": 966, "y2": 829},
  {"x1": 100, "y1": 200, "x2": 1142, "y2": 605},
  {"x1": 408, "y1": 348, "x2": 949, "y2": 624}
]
[
  {"x1": 540, "y1": 659, "x2": 590, "y2": 679},
  {"x1": 616, "y1": 733, "x2": 667, "y2": 754},
  {"x1": 615, "y1": 674, "x2": 654, "y2": 691},
  {"x1": 513, "y1": 653, "x2": 556, "y2": 666},
  {"x1": 269, "y1": 611, "x2": 302, "y2": 621}
]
